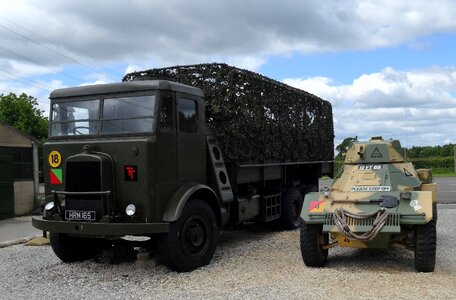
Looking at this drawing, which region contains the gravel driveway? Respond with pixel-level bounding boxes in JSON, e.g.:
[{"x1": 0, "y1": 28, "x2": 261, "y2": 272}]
[{"x1": 1, "y1": 208, "x2": 455, "y2": 300}]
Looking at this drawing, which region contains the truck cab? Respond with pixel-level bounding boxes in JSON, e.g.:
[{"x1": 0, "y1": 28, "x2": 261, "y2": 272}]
[
  {"x1": 34, "y1": 80, "x2": 224, "y2": 271},
  {"x1": 43, "y1": 80, "x2": 209, "y2": 225}
]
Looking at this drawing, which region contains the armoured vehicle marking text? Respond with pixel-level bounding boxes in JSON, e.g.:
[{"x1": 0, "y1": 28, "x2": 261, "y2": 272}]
[
  {"x1": 358, "y1": 165, "x2": 381, "y2": 170},
  {"x1": 350, "y1": 186, "x2": 391, "y2": 192}
]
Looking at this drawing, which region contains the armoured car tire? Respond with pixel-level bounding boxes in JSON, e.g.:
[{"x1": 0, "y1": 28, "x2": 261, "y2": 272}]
[
  {"x1": 158, "y1": 199, "x2": 218, "y2": 272},
  {"x1": 50, "y1": 232, "x2": 102, "y2": 262},
  {"x1": 414, "y1": 220, "x2": 436, "y2": 272},
  {"x1": 300, "y1": 223, "x2": 328, "y2": 267},
  {"x1": 281, "y1": 188, "x2": 304, "y2": 229},
  {"x1": 432, "y1": 203, "x2": 438, "y2": 222}
]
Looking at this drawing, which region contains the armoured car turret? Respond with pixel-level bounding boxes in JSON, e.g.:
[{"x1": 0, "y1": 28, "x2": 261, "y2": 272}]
[{"x1": 300, "y1": 137, "x2": 437, "y2": 272}]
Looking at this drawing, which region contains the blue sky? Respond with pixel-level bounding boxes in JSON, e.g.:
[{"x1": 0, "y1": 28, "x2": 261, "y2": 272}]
[
  {"x1": 264, "y1": 34, "x2": 456, "y2": 83},
  {"x1": 1, "y1": 0, "x2": 456, "y2": 149}
]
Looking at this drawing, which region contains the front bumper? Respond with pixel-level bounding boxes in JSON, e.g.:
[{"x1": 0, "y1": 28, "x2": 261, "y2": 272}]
[{"x1": 32, "y1": 216, "x2": 170, "y2": 236}]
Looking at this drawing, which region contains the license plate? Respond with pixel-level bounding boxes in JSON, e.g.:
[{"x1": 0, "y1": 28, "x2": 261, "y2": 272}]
[{"x1": 65, "y1": 210, "x2": 96, "y2": 221}]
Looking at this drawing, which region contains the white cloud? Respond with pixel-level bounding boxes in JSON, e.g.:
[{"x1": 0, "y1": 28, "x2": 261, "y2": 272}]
[
  {"x1": 284, "y1": 67, "x2": 456, "y2": 109},
  {"x1": 1, "y1": 0, "x2": 456, "y2": 148},
  {"x1": 1, "y1": 0, "x2": 456, "y2": 74},
  {"x1": 124, "y1": 64, "x2": 144, "y2": 75},
  {"x1": 284, "y1": 67, "x2": 456, "y2": 147}
]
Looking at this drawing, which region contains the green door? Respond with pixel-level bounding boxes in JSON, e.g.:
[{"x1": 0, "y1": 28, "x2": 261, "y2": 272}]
[{"x1": 0, "y1": 147, "x2": 14, "y2": 220}]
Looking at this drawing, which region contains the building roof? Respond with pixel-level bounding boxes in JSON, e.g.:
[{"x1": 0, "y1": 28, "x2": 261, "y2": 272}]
[{"x1": 0, "y1": 121, "x2": 42, "y2": 147}]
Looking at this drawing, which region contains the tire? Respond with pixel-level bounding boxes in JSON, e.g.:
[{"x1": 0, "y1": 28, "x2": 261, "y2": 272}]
[
  {"x1": 300, "y1": 223, "x2": 328, "y2": 267},
  {"x1": 432, "y1": 202, "x2": 438, "y2": 222},
  {"x1": 158, "y1": 199, "x2": 218, "y2": 272},
  {"x1": 414, "y1": 220, "x2": 436, "y2": 272},
  {"x1": 50, "y1": 232, "x2": 102, "y2": 262},
  {"x1": 281, "y1": 188, "x2": 304, "y2": 229}
]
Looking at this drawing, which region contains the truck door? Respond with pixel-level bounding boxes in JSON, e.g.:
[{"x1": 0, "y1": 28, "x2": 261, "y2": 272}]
[
  {"x1": 176, "y1": 95, "x2": 205, "y2": 182},
  {"x1": 157, "y1": 92, "x2": 177, "y2": 182}
]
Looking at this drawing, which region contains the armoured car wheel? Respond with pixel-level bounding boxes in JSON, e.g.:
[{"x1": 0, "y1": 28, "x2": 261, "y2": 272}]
[
  {"x1": 432, "y1": 203, "x2": 438, "y2": 222},
  {"x1": 50, "y1": 233, "x2": 102, "y2": 262},
  {"x1": 158, "y1": 199, "x2": 218, "y2": 272},
  {"x1": 300, "y1": 223, "x2": 328, "y2": 267},
  {"x1": 281, "y1": 188, "x2": 304, "y2": 229},
  {"x1": 414, "y1": 220, "x2": 436, "y2": 272}
]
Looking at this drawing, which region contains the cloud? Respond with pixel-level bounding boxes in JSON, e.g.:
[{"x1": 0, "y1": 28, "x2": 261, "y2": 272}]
[
  {"x1": 283, "y1": 67, "x2": 456, "y2": 146},
  {"x1": 1, "y1": 0, "x2": 456, "y2": 73},
  {"x1": 284, "y1": 66, "x2": 456, "y2": 108},
  {"x1": 1, "y1": 1, "x2": 456, "y2": 147}
]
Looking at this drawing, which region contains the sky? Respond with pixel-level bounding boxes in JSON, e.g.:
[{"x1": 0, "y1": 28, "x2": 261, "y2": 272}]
[{"x1": 1, "y1": 0, "x2": 456, "y2": 149}]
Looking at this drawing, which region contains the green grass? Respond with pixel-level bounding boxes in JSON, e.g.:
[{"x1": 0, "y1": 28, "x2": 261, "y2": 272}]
[{"x1": 432, "y1": 172, "x2": 456, "y2": 177}]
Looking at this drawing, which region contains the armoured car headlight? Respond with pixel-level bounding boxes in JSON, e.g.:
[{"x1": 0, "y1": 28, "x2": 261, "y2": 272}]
[
  {"x1": 320, "y1": 186, "x2": 331, "y2": 198},
  {"x1": 400, "y1": 191, "x2": 412, "y2": 200},
  {"x1": 44, "y1": 202, "x2": 55, "y2": 211},
  {"x1": 126, "y1": 204, "x2": 136, "y2": 216}
]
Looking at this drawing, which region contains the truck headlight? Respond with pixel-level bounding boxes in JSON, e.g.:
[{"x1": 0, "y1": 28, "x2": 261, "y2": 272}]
[
  {"x1": 44, "y1": 202, "x2": 55, "y2": 211},
  {"x1": 126, "y1": 204, "x2": 136, "y2": 216},
  {"x1": 320, "y1": 186, "x2": 331, "y2": 198},
  {"x1": 43, "y1": 202, "x2": 55, "y2": 218}
]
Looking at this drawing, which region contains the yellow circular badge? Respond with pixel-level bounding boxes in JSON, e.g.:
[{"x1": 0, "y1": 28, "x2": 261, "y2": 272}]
[{"x1": 48, "y1": 150, "x2": 62, "y2": 168}]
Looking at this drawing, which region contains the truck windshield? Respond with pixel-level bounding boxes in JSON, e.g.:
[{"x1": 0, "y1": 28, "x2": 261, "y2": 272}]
[{"x1": 50, "y1": 95, "x2": 156, "y2": 136}]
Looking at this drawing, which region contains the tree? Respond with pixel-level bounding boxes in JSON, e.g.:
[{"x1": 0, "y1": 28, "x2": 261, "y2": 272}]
[
  {"x1": 0, "y1": 92, "x2": 48, "y2": 140},
  {"x1": 335, "y1": 136, "x2": 358, "y2": 158}
]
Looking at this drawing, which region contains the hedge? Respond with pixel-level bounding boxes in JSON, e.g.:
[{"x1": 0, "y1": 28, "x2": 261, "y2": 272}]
[{"x1": 334, "y1": 156, "x2": 455, "y2": 175}]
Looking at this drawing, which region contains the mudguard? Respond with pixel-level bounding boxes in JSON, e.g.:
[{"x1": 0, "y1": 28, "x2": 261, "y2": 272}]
[{"x1": 162, "y1": 183, "x2": 220, "y2": 223}]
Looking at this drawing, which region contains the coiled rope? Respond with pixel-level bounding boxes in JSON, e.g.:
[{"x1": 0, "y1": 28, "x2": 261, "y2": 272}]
[{"x1": 332, "y1": 207, "x2": 390, "y2": 241}]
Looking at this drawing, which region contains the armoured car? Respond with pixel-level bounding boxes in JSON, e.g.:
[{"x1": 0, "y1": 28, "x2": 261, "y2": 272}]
[{"x1": 300, "y1": 137, "x2": 436, "y2": 272}]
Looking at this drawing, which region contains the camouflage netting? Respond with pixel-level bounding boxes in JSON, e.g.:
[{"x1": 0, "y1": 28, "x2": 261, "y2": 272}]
[{"x1": 123, "y1": 63, "x2": 334, "y2": 164}]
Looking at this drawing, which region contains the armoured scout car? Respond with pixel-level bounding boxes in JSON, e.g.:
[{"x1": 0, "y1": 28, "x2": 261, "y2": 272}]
[
  {"x1": 300, "y1": 137, "x2": 437, "y2": 272},
  {"x1": 33, "y1": 64, "x2": 334, "y2": 272}
]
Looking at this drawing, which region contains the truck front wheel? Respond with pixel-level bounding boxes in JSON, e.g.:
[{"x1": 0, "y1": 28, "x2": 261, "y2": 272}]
[
  {"x1": 414, "y1": 220, "x2": 436, "y2": 272},
  {"x1": 158, "y1": 199, "x2": 218, "y2": 272},
  {"x1": 300, "y1": 223, "x2": 328, "y2": 267},
  {"x1": 50, "y1": 233, "x2": 102, "y2": 262}
]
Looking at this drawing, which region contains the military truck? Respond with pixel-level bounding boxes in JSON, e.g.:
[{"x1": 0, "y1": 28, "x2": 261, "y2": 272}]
[
  {"x1": 300, "y1": 137, "x2": 436, "y2": 272},
  {"x1": 33, "y1": 63, "x2": 334, "y2": 271}
]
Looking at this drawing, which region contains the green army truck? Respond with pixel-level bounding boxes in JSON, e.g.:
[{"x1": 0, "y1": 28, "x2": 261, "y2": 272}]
[
  {"x1": 33, "y1": 63, "x2": 334, "y2": 271},
  {"x1": 300, "y1": 137, "x2": 437, "y2": 272}
]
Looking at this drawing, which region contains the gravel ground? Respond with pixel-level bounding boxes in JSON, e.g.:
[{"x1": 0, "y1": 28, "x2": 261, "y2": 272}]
[{"x1": 1, "y1": 208, "x2": 455, "y2": 300}]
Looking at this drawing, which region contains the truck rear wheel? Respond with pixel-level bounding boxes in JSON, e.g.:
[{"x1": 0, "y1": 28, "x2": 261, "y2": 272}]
[
  {"x1": 50, "y1": 232, "x2": 102, "y2": 262},
  {"x1": 281, "y1": 188, "x2": 304, "y2": 229},
  {"x1": 414, "y1": 220, "x2": 436, "y2": 272},
  {"x1": 158, "y1": 199, "x2": 218, "y2": 272},
  {"x1": 300, "y1": 223, "x2": 328, "y2": 267}
]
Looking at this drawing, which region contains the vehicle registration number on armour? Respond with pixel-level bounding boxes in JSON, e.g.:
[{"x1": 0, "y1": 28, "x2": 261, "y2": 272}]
[
  {"x1": 350, "y1": 186, "x2": 391, "y2": 192},
  {"x1": 65, "y1": 210, "x2": 96, "y2": 221}
]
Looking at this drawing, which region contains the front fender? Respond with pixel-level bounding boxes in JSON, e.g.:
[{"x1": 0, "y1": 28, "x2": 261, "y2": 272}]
[
  {"x1": 300, "y1": 192, "x2": 326, "y2": 224},
  {"x1": 162, "y1": 183, "x2": 219, "y2": 223}
]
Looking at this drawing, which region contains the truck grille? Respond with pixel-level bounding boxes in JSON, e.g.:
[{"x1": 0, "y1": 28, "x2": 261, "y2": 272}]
[
  {"x1": 66, "y1": 161, "x2": 101, "y2": 193},
  {"x1": 65, "y1": 161, "x2": 104, "y2": 220}
]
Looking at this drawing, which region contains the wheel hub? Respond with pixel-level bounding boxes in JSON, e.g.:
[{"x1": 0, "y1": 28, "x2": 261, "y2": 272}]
[
  {"x1": 190, "y1": 224, "x2": 204, "y2": 247},
  {"x1": 181, "y1": 215, "x2": 209, "y2": 256}
]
